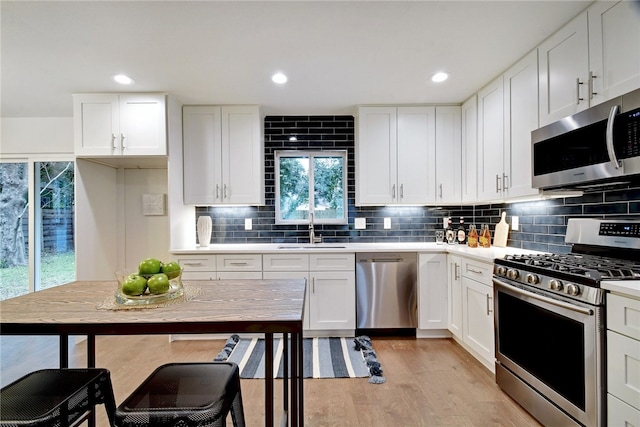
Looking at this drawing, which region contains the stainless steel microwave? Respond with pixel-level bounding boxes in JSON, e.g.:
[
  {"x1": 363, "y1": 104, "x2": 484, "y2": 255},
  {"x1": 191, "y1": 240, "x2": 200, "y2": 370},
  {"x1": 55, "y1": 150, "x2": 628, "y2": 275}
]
[{"x1": 532, "y1": 88, "x2": 640, "y2": 190}]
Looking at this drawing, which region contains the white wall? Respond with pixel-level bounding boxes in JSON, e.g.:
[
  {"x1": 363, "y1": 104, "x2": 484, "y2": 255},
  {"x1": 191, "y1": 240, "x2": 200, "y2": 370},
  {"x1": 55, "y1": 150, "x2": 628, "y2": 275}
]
[{"x1": 0, "y1": 118, "x2": 73, "y2": 154}]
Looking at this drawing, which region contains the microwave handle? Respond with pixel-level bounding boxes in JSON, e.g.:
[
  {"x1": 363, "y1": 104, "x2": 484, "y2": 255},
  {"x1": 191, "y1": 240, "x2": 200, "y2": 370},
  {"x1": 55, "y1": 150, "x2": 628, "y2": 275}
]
[{"x1": 606, "y1": 105, "x2": 621, "y2": 169}]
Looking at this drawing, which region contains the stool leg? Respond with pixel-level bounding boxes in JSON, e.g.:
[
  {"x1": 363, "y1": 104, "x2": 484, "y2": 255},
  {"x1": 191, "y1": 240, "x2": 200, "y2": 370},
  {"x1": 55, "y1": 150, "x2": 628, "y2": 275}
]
[{"x1": 100, "y1": 371, "x2": 118, "y2": 427}]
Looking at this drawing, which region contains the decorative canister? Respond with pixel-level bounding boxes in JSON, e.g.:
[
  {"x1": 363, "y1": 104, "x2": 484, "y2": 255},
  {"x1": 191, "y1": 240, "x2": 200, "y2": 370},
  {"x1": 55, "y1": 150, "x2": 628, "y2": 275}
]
[{"x1": 197, "y1": 215, "x2": 212, "y2": 247}]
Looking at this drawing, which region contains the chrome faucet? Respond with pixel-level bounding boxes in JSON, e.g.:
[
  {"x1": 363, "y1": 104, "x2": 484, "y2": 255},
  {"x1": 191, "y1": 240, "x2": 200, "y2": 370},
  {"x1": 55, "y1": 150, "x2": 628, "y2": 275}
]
[{"x1": 309, "y1": 212, "x2": 322, "y2": 244}]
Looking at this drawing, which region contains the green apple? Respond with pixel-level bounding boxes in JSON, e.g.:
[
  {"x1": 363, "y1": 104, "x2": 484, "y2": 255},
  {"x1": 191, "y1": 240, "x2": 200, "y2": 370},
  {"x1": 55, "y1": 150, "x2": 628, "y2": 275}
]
[
  {"x1": 121, "y1": 274, "x2": 147, "y2": 296},
  {"x1": 161, "y1": 261, "x2": 181, "y2": 280},
  {"x1": 139, "y1": 258, "x2": 162, "y2": 275},
  {"x1": 147, "y1": 273, "x2": 170, "y2": 294}
]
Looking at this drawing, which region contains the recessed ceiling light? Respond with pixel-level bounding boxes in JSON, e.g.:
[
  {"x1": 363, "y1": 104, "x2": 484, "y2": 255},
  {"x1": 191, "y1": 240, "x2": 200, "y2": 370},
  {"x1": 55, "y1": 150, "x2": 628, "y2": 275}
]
[
  {"x1": 113, "y1": 74, "x2": 134, "y2": 85},
  {"x1": 431, "y1": 72, "x2": 449, "y2": 83},
  {"x1": 272, "y1": 73, "x2": 288, "y2": 84}
]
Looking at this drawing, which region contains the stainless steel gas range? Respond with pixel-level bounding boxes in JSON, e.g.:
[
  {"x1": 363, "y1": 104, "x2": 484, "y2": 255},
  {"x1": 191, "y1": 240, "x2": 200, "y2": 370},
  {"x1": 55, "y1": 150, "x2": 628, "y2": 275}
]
[{"x1": 493, "y1": 218, "x2": 640, "y2": 427}]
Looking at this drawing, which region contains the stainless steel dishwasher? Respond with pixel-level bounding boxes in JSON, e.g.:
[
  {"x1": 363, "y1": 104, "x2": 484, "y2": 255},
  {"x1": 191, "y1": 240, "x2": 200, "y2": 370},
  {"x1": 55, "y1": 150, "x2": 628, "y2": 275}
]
[{"x1": 356, "y1": 252, "x2": 417, "y2": 329}]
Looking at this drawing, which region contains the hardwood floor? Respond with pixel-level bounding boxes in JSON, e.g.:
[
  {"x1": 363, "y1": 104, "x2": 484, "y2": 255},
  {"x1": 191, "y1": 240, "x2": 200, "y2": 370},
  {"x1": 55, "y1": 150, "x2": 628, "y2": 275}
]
[{"x1": 0, "y1": 335, "x2": 541, "y2": 426}]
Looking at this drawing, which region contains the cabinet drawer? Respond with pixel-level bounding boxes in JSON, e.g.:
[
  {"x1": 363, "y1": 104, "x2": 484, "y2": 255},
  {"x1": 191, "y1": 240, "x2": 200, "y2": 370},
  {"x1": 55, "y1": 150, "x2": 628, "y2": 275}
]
[
  {"x1": 263, "y1": 254, "x2": 309, "y2": 272},
  {"x1": 309, "y1": 253, "x2": 355, "y2": 271},
  {"x1": 608, "y1": 293, "x2": 640, "y2": 340},
  {"x1": 607, "y1": 330, "x2": 640, "y2": 411},
  {"x1": 608, "y1": 394, "x2": 640, "y2": 426},
  {"x1": 216, "y1": 254, "x2": 262, "y2": 271},
  {"x1": 461, "y1": 258, "x2": 492, "y2": 285},
  {"x1": 177, "y1": 256, "x2": 216, "y2": 272}
]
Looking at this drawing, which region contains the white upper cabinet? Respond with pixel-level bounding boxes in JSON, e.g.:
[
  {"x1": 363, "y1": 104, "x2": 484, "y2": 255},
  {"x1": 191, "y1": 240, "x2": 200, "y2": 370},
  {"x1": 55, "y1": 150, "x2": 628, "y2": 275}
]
[
  {"x1": 477, "y1": 75, "x2": 505, "y2": 201},
  {"x1": 461, "y1": 96, "x2": 478, "y2": 203},
  {"x1": 538, "y1": 11, "x2": 590, "y2": 126},
  {"x1": 539, "y1": 1, "x2": 640, "y2": 126},
  {"x1": 435, "y1": 106, "x2": 462, "y2": 204},
  {"x1": 588, "y1": 1, "x2": 640, "y2": 105},
  {"x1": 356, "y1": 106, "x2": 436, "y2": 205},
  {"x1": 477, "y1": 50, "x2": 539, "y2": 202},
  {"x1": 503, "y1": 50, "x2": 540, "y2": 200},
  {"x1": 182, "y1": 105, "x2": 263, "y2": 205},
  {"x1": 73, "y1": 93, "x2": 167, "y2": 156}
]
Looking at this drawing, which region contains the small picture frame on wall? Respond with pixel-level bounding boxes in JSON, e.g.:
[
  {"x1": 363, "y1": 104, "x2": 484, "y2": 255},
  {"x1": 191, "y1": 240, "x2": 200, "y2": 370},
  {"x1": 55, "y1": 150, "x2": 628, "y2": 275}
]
[{"x1": 142, "y1": 193, "x2": 166, "y2": 216}]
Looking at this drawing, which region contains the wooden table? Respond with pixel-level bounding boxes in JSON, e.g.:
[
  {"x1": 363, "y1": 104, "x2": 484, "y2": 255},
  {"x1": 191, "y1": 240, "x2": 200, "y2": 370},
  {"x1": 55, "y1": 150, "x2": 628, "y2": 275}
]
[{"x1": 0, "y1": 279, "x2": 306, "y2": 427}]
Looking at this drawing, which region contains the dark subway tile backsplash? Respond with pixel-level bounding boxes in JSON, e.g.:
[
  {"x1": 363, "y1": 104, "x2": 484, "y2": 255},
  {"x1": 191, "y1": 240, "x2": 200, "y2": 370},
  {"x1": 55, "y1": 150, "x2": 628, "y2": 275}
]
[{"x1": 195, "y1": 115, "x2": 640, "y2": 254}]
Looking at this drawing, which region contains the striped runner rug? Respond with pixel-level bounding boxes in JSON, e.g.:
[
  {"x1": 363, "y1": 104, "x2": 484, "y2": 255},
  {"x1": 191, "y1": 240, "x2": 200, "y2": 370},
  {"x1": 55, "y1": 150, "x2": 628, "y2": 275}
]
[{"x1": 224, "y1": 337, "x2": 371, "y2": 379}]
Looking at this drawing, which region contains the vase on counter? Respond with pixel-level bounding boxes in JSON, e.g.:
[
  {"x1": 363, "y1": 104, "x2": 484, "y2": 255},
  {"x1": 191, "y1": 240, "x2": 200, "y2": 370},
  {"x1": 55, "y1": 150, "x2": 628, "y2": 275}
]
[{"x1": 197, "y1": 215, "x2": 212, "y2": 247}]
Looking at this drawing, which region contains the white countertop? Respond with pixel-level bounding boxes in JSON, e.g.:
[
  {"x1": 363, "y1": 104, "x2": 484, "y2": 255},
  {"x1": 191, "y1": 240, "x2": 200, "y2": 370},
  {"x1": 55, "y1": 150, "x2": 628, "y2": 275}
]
[
  {"x1": 602, "y1": 280, "x2": 640, "y2": 299},
  {"x1": 172, "y1": 242, "x2": 544, "y2": 263}
]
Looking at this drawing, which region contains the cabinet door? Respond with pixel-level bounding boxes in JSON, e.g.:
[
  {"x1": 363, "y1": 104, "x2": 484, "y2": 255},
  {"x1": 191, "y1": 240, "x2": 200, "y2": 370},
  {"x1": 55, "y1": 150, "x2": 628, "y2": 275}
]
[
  {"x1": 588, "y1": 1, "x2": 640, "y2": 105},
  {"x1": 608, "y1": 394, "x2": 640, "y2": 427},
  {"x1": 308, "y1": 271, "x2": 355, "y2": 330},
  {"x1": 264, "y1": 271, "x2": 311, "y2": 330},
  {"x1": 435, "y1": 106, "x2": 461, "y2": 204},
  {"x1": 538, "y1": 11, "x2": 590, "y2": 126},
  {"x1": 182, "y1": 106, "x2": 222, "y2": 204},
  {"x1": 477, "y1": 75, "x2": 505, "y2": 201},
  {"x1": 221, "y1": 106, "x2": 264, "y2": 205},
  {"x1": 73, "y1": 94, "x2": 119, "y2": 156},
  {"x1": 447, "y1": 255, "x2": 463, "y2": 339},
  {"x1": 418, "y1": 253, "x2": 447, "y2": 330},
  {"x1": 118, "y1": 94, "x2": 167, "y2": 156},
  {"x1": 607, "y1": 330, "x2": 640, "y2": 411},
  {"x1": 355, "y1": 107, "x2": 396, "y2": 205},
  {"x1": 461, "y1": 96, "x2": 478, "y2": 203},
  {"x1": 503, "y1": 50, "x2": 540, "y2": 200},
  {"x1": 397, "y1": 106, "x2": 436, "y2": 204},
  {"x1": 462, "y1": 276, "x2": 495, "y2": 365}
]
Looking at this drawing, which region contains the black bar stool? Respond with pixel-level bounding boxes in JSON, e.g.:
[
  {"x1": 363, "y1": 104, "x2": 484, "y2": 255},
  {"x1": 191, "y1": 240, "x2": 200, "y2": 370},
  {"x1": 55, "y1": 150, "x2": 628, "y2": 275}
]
[
  {"x1": 0, "y1": 368, "x2": 116, "y2": 427},
  {"x1": 115, "y1": 362, "x2": 245, "y2": 427}
]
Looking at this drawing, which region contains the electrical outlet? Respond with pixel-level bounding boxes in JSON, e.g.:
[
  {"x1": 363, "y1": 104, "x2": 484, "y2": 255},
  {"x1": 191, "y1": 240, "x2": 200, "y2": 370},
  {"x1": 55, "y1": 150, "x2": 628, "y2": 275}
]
[
  {"x1": 354, "y1": 218, "x2": 366, "y2": 229},
  {"x1": 512, "y1": 216, "x2": 519, "y2": 231},
  {"x1": 244, "y1": 218, "x2": 252, "y2": 230},
  {"x1": 384, "y1": 217, "x2": 391, "y2": 229}
]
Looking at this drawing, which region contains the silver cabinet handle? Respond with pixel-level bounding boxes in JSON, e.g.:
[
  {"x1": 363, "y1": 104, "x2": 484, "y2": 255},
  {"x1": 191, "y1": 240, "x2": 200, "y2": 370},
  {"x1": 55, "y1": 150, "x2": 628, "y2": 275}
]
[
  {"x1": 502, "y1": 173, "x2": 508, "y2": 191},
  {"x1": 392, "y1": 184, "x2": 396, "y2": 199},
  {"x1": 495, "y1": 175, "x2": 501, "y2": 193},
  {"x1": 229, "y1": 262, "x2": 248, "y2": 266},
  {"x1": 576, "y1": 78, "x2": 584, "y2": 104},
  {"x1": 121, "y1": 133, "x2": 125, "y2": 148},
  {"x1": 452, "y1": 262, "x2": 460, "y2": 280},
  {"x1": 111, "y1": 134, "x2": 117, "y2": 150},
  {"x1": 589, "y1": 71, "x2": 597, "y2": 99},
  {"x1": 216, "y1": 184, "x2": 220, "y2": 200},
  {"x1": 400, "y1": 184, "x2": 404, "y2": 199},
  {"x1": 486, "y1": 294, "x2": 493, "y2": 316},
  {"x1": 439, "y1": 183, "x2": 443, "y2": 199},
  {"x1": 468, "y1": 267, "x2": 484, "y2": 275},
  {"x1": 182, "y1": 262, "x2": 203, "y2": 266},
  {"x1": 312, "y1": 277, "x2": 315, "y2": 293},
  {"x1": 224, "y1": 184, "x2": 228, "y2": 199},
  {"x1": 606, "y1": 105, "x2": 621, "y2": 169}
]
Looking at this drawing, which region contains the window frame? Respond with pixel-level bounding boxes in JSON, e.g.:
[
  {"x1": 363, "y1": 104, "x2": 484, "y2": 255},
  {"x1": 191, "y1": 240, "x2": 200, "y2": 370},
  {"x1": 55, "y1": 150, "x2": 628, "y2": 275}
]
[{"x1": 274, "y1": 149, "x2": 348, "y2": 225}]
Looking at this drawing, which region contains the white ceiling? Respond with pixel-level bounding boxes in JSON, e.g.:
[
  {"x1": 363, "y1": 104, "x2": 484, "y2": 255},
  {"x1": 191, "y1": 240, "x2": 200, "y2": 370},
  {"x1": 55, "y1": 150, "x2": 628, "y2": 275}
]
[{"x1": 1, "y1": 0, "x2": 593, "y2": 118}]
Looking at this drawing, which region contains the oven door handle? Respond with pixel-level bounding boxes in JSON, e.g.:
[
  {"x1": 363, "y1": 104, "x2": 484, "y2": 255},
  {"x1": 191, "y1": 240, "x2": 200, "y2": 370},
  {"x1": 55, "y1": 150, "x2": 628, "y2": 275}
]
[{"x1": 493, "y1": 278, "x2": 594, "y2": 316}]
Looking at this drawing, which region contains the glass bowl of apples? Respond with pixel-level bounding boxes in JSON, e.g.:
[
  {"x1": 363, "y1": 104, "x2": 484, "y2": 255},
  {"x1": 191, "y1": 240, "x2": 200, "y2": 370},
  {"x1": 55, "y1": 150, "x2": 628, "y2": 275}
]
[{"x1": 115, "y1": 258, "x2": 184, "y2": 306}]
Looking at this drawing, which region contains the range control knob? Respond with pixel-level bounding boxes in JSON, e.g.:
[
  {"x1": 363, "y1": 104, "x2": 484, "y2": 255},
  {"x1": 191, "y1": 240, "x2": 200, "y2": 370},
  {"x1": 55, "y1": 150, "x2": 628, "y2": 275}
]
[
  {"x1": 525, "y1": 274, "x2": 540, "y2": 285},
  {"x1": 507, "y1": 269, "x2": 520, "y2": 280},
  {"x1": 496, "y1": 266, "x2": 507, "y2": 276},
  {"x1": 566, "y1": 284, "x2": 581, "y2": 296},
  {"x1": 549, "y1": 279, "x2": 564, "y2": 291}
]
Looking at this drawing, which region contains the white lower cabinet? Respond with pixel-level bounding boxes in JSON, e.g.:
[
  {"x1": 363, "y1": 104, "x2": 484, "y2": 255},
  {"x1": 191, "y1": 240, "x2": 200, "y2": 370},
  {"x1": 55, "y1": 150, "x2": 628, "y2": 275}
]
[
  {"x1": 417, "y1": 253, "x2": 448, "y2": 333},
  {"x1": 447, "y1": 255, "x2": 463, "y2": 339},
  {"x1": 607, "y1": 292, "x2": 640, "y2": 425},
  {"x1": 264, "y1": 253, "x2": 355, "y2": 333}
]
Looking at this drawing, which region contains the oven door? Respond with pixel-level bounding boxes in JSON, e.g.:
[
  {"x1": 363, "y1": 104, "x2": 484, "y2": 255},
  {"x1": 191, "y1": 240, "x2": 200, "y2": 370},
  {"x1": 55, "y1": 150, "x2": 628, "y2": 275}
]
[{"x1": 493, "y1": 278, "x2": 605, "y2": 427}]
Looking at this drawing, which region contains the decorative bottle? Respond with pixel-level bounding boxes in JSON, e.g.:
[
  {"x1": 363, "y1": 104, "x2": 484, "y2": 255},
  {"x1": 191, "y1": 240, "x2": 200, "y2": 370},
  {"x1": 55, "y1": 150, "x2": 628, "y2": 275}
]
[
  {"x1": 445, "y1": 217, "x2": 456, "y2": 245},
  {"x1": 467, "y1": 224, "x2": 478, "y2": 248},
  {"x1": 479, "y1": 224, "x2": 491, "y2": 248},
  {"x1": 456, "y1": 217, "x2": 466, "y2": 245},
  {"x1": 197, "y1": 215, "x2": 212, "y2": 247}
]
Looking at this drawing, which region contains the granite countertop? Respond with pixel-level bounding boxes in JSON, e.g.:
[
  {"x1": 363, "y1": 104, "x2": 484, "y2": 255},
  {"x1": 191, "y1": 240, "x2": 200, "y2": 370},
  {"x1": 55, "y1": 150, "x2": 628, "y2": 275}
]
[{"x1": 172, "y1": 242, "x2": 544, "y2": 263}]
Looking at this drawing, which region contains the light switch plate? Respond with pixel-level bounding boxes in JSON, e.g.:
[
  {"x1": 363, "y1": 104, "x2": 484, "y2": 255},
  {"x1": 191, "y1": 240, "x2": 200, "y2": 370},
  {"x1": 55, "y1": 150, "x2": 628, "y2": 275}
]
[
  {"x1": 354, "y1": 218, "x2": 366, "y2": 229},
  {"x1": 245, "y1": 218, "x2": 252, "y2": 230},
  {"x1": 384, "y1": 217, "x2": 391, "y2": 229},
  {"x1": 512, "y1": 216, "x2": 519, "y2": 230},
  {"x1": 142, "y1": 193, "x2": 166, "y2": 216}
]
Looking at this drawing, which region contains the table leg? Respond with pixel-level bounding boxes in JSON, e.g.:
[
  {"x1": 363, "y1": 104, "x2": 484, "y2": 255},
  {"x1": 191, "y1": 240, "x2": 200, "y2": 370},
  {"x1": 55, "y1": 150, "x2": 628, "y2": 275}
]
[
  {"x1": 265, "y1": 332, "x2": 274, "y2": 427},
  {"x1": 87, "y1": 335, "x2": 97, "y2": 427},
  {"x1": 283, "y1": 332, "x2": 289, "y2": 416},
  {"x1": 59, "y1": 334, "x2": 69, "y2": 368},
  {"x1": 291, "y1": 332, "x2": 298, "y2": 427},
  {"x1": 298, "y1": 331, "x2": 304, "y2": 427}
]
